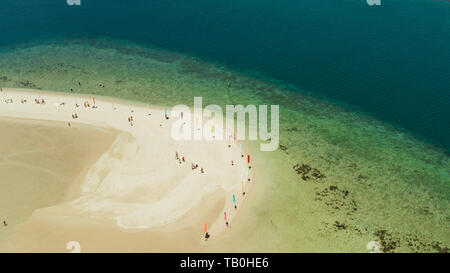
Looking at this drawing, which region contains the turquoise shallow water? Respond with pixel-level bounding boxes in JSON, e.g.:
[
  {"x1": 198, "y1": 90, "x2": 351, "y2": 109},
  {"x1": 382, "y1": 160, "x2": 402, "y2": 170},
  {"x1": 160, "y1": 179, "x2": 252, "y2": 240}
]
[{"x1": 0, "y1": 37, "x2": 448, "y2": 252}]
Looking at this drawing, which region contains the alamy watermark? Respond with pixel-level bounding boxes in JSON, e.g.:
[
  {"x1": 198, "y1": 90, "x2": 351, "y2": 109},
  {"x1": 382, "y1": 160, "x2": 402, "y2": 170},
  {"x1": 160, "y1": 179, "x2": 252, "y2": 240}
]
[
  {"x1": 66, "y1": 241, "x2": 81, "y2": 253},
  {"x1": 367, "y1": 241, "x2": 382, "y2": 253},
  {"x1": 170, "y1": 97, "x2": 279, "y2": 152},
  {"x1": 67, "y1": 0, "x2": 81, "y2": 6},
  {"x1": 366, "y1": 0, "x2": 381, "y2": 5}
]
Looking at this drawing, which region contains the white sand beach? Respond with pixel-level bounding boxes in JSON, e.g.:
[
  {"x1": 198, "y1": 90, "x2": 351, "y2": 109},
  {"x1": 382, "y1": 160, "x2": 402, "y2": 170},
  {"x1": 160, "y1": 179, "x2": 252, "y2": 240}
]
[{"x1": 0, "y1": 88, "x2": 255, "y2": 252}]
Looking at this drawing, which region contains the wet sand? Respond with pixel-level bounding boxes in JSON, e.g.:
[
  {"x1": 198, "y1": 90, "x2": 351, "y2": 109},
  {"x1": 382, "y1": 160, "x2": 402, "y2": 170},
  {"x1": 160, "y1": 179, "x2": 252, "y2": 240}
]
[{"x1": 0, "y1": 117, "x2": 118, "y2": 244}]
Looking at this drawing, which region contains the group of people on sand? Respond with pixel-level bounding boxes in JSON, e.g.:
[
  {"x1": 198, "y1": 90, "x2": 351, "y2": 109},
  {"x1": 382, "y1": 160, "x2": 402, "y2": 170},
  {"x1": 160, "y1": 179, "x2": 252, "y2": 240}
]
[
  {"x1": 35, "y1": 98, "x2": 45, "y2": 104},
  {"x1": 4, "y1": 98, "x2": 13, "y2": 104},
  {"x1": 175, "y1": 151, "x2": 205, "y2": 174},
  {"x1": 81, "y1": 100, "x2": 97, "y2": 109},
  {"x1": 127, "y1": 116, "x2": 134, "y2": 126},
  {"x1": 191, "y1": 163, "x2": 204, "y2": 174}
]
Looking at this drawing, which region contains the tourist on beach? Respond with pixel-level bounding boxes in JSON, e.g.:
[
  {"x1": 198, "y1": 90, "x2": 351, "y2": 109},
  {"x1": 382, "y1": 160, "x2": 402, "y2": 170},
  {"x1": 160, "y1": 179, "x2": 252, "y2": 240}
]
[
  {"x1": 205, "y1": 232, "x2": 210, "y2": 241},
  {"x1": 182, "y1": 157, "x2": 185, "y2": 162},
  {"x1": 201, "y1": 168, "x2": 204, "y2": 174},
  {"x1": 3, "y1": 221, "x2": 7, "y2": 227},
  {"x1": 231, "y1": 160, "x2": 234, "y2": 166}
]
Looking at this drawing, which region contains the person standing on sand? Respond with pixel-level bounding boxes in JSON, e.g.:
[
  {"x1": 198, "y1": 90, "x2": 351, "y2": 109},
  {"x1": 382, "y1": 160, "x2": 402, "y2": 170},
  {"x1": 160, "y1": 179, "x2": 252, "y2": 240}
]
[
  {"x1": 3, "y1": 221, "x2": 7, "y2": 227},
  {"x1": 205, "y1": 232, "x2": 210, "y2": 241}
]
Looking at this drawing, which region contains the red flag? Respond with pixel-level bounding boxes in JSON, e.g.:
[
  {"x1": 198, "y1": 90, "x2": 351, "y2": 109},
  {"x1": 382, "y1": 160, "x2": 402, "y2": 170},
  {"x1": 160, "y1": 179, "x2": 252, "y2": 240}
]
[
  {"x1": 93, "y1": 97, "x2": 96, "y2": 105},
  {"x1": 248, "y1": 155, "x2": 250, "y2": 164},
  {"x1": 204, "y1": 223, "x2": 207, "y2": 233},
  {"x1": 224, "y1": 212, "x2": 227, "y2": 221}
]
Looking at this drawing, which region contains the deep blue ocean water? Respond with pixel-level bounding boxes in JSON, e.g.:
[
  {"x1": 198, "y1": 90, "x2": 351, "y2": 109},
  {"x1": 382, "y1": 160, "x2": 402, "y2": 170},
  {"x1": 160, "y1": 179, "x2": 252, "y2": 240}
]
[{"x1": 0, "y1": 0, "x2": 449, "y2": 149}]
